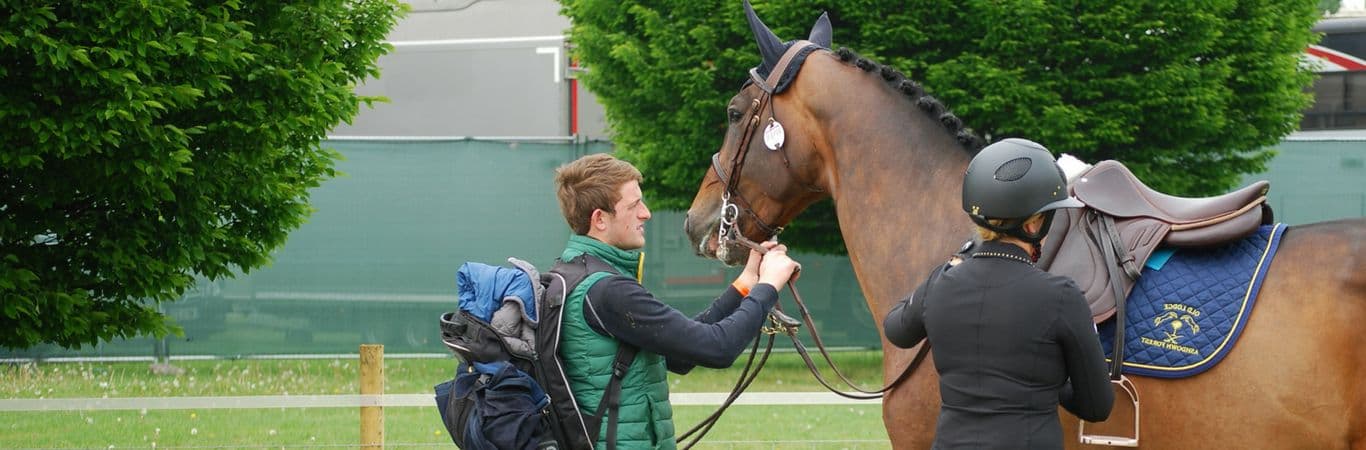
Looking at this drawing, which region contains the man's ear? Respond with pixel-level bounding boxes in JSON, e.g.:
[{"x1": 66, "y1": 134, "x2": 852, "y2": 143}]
[{"x1": 589, "y1": 208, "x2": 607, "y2": 231}]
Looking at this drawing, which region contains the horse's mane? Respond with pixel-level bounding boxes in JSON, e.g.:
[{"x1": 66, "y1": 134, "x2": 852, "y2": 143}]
[{"x1": 834, "y1": 47, "x2": 985, "y2": 154}]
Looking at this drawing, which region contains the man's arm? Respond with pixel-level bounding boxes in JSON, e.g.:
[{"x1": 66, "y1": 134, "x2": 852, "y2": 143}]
[
  {"x1": 691, "y1": 285, "x2": 746, "y2": 325},
  {"x1": 584, "y1": 276, "x2": 779, "y2": 373}
]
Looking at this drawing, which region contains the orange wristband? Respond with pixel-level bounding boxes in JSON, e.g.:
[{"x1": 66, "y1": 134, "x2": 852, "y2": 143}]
[{"x1": 731, "y1": 280, "x2": 752, "y2": 297}]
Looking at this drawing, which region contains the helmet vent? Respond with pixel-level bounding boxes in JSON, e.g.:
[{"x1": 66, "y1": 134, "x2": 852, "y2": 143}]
[{"x1": 994, "y1": 157, "x2": 1033, "y2": 182}]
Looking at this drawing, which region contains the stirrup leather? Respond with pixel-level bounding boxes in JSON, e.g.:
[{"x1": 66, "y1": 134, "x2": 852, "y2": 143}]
[{"x1": 1078, "y1": 375, "x2": 1140, "y2": 447}]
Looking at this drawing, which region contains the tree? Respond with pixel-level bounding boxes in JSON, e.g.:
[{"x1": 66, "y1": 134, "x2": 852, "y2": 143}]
[
  {"x1": 0, "y1": 0, "x2": 406, "y2": 349},
  {"x1": 561, "y1": 0, "x2": 1320, "y2": 253}
]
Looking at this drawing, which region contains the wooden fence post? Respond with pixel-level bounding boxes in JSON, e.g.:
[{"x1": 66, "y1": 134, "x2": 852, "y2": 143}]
[{"x1": 360, "y1": 344, "x2": 384, "y2": 449}]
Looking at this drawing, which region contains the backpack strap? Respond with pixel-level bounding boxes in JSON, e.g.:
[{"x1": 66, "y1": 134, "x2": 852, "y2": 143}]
[
  {"x1": 586, "y1": 345, "x2": 638, "y2": 450},
  {"x1": 551, "y1": 254, "x2": 637, "y2": 449}
]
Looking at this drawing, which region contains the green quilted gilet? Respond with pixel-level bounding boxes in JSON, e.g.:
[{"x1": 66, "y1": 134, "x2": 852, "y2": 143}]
[{"x1": 559, "y1": 235, "x2": 675, "y2": 449}]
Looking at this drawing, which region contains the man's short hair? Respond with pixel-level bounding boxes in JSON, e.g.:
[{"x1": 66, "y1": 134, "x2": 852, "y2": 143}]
[{"x1": 554, "y1": 154, "x2": 643, "y2": 235}]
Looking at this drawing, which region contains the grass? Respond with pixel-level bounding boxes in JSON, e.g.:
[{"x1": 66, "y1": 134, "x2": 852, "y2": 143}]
[
  {"x1": 1, "y1": 351, "x2": 892, "y2": 449},
  {"x1": 1, "y1": 406, "x2": 890, "y2": 449}
]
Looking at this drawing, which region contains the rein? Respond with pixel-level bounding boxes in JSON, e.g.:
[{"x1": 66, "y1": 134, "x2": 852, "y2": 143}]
[{"x1": 683, "y1": 41, "x2": 931, "y2": 448}]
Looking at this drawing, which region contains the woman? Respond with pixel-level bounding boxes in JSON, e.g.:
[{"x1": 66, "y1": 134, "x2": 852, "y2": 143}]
[{"x1": 883, "y1": 138, "x2": 1114, "y2": 449}]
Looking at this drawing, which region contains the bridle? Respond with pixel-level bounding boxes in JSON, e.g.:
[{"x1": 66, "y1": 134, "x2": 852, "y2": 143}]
[
  {"x1": 710, "y1": 41, "x2": 826, "y2": 254},
  {"x1": 681, "y1": 41, "x2": 932, "y2": 449}
]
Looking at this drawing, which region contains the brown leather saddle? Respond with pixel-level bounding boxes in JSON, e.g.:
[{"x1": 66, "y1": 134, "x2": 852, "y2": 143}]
[{"x1": 1036, "y1": 160, "x2": 1272, "y2": 323}]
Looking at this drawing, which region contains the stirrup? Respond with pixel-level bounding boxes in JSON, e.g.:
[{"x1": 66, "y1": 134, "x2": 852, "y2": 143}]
[{"x1": 1079, "y1": 375, "x2": 1140, "y2": 447}]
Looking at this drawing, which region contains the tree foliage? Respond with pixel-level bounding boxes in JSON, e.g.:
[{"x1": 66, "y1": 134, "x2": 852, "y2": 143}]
[
  {"x1": 561, "y1": 0, "x2": 1320, "y2": 253},
  {"x1": 0, "y1": 0, "x2": 405, "y2": 349}
]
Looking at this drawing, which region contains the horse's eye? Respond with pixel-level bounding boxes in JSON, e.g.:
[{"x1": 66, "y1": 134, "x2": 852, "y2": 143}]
[{"x1": 727, "y1": 108, "x2": 743, "y2": 124}]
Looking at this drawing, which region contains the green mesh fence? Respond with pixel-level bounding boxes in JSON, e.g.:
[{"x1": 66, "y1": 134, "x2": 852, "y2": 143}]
[
  {"x1": 4, "y1": 140, "x2": 878, "y2": 358},
  {"x1": 5, "y1": 139, "x2": 1362, "y2": 359},
  {"x1": 1250, "y1": 139, "x2": 1366, "y2": 224}
]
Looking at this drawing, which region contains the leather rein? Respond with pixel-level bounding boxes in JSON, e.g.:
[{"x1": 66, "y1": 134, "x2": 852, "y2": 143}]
[{"x1": 680, "y1": 41, "x2": 931, "y2": 449}]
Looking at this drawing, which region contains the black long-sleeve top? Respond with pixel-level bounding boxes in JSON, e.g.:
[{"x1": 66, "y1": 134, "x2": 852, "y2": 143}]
[
  {"x1": 584, "y1": 277, "x2": 780, "y2": 374},
  {"x1": 883, "y1": 241, "x2": 1114, "y2": 449}
]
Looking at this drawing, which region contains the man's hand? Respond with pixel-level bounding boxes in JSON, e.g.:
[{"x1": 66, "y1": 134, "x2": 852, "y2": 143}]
[
  {"x1": 757, "y1": 244, "x2": 802, "y2": 287},
  {"x1": 734, "y1": 241, "x2": 777, "y2": 294}
]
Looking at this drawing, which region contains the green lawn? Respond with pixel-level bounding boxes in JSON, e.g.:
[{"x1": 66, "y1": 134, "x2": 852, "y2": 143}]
[{"x1": 1, "y1": 351, "x2": 893, "y2": 449}]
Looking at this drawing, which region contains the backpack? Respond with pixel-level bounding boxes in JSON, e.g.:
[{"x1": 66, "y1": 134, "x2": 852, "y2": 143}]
[{"x1": 435, "y1": 255, "x2": 638, "y2": 450}]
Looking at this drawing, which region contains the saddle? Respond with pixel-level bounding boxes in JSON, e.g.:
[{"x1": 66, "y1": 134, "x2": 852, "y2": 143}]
[{"x1": 1036, "y1": 160, "x2": 1273, "y2": 323}]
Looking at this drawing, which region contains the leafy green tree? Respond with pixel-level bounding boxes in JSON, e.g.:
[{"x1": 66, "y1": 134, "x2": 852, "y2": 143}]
[
  {"x1": 562, "y1": 0, "x2": 1320, "y2": 253},
  {"x1": 0, "y1": 0, "x2": 405, "y2": 349}
]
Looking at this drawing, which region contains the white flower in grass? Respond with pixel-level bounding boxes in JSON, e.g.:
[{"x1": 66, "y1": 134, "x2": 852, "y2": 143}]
[
  {"x1": 269, "y1": 429, "x2": 277, "y2": 436},
  {"x1": 86, "y1": 417, "x2": 94, "y2": 424},
  {"x1": 190, "y1": 428, "x2": 198, "y2": 436}
]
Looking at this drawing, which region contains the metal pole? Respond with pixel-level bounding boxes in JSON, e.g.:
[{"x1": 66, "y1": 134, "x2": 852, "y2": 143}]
[{"x1": 360, "y1": 344, "x2": 384, "y2": 449}]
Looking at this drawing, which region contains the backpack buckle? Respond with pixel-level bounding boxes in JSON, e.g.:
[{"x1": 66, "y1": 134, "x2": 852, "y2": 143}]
[{"x1": 612, "y1": 359, "x2": 631, "y2": 378}]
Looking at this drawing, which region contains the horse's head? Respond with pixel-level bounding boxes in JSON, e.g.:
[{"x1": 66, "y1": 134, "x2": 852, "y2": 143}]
[{"x1": 684, "y1": 1, "x2": 837, "y2": 265}]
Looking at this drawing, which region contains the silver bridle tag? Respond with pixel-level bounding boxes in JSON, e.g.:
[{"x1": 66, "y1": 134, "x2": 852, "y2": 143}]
[{"x1": 763, "y1": 118, "x2": 785, "y2": 150}]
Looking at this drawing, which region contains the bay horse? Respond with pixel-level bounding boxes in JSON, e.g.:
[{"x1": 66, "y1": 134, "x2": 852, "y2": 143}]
[{"x1": 683, "y1": 6, "x2": 1366, "y2": 449}]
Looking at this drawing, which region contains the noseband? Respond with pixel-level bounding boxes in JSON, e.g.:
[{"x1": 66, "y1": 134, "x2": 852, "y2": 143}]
[{"x1": 711, "y1": 41, "x2": 825, "y2": 251}]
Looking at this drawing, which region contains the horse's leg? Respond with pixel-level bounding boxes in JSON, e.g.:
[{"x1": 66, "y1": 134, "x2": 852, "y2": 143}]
[
  {"x1": 882, "y1": 342, "x2": 939, "y2": 449},
  {"x1": 1063, "y1": 223, "x2": 1365, "y2": 449}
]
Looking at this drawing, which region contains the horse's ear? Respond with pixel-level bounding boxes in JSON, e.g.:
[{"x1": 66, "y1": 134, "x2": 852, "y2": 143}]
[
  {"x1": 808, "y1": 12, "x2": 832, "y2": 48},
  {"x1": 743, "y1": 0, "x2": 785, "y2": 70}
]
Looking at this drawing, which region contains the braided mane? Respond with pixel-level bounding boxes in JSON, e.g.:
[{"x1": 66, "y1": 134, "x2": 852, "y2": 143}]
[{"x1": 834, "y1": 47, "x2": 985, "y2": 154}]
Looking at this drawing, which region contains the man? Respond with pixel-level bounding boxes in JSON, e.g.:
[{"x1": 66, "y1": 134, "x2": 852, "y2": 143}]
[{"x1": 553, "y1": 153, "x2": 801, "y2": 449}]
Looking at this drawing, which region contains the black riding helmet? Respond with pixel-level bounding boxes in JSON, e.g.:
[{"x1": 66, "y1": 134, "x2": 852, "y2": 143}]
[{"x1": 961, "y1": 138, "x2": 1083, "y2": 243}]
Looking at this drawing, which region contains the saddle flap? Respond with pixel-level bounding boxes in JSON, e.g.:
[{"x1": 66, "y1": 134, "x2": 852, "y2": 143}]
[{"x1": 1038, "y1": 208, "x2": 1169, "y2": 323}]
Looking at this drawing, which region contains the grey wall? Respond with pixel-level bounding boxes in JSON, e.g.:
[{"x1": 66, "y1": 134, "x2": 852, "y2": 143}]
[{"x1": 330, "y1": 0, "x2": 611, "y2": 139}]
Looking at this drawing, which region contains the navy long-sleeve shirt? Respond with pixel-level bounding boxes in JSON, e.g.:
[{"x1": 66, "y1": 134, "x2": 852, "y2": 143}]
[
  {"x1": 583, "y1": 276, "x2": 779, "y2": 374},
  {"x1": 883, "y1": 241, "x2": 1113, "y2": 449}
]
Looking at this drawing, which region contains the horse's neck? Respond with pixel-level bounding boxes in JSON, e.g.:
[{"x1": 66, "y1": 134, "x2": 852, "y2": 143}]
[{"x1": 825, "y1": 99, "x2": 973, "y2": 320}]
